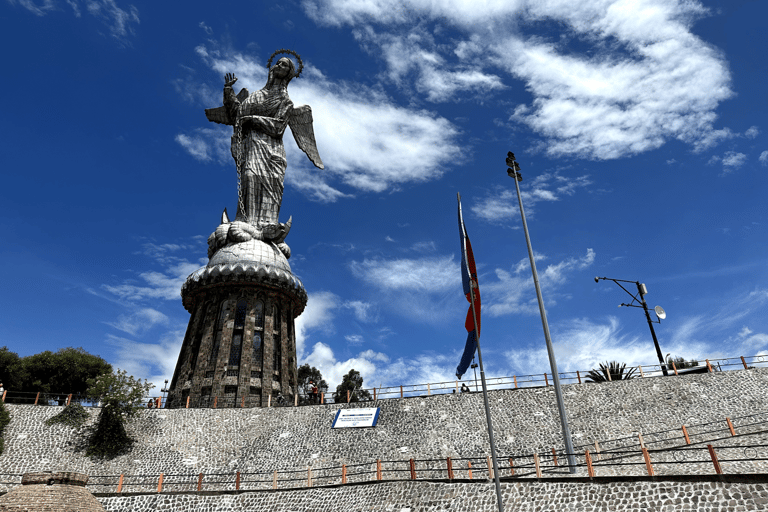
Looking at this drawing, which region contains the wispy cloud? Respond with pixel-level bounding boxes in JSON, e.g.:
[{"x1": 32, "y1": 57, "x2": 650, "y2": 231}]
[
  {"x1": 107, "y1": 330, "x2": 184, "y2": 392},
  {"x1": 759, "y1": 151, "x2": 768, "y2": 166},
  {"x1": 106, "y1": 307, "x2": 168, "y2": 336},
  {"x1": 304, "y1": 0, "x2": 734, "y2": 160}
]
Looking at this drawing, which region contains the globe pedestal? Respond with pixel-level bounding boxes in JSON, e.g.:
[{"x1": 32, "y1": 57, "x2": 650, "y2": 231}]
[{"x1": 167, "y1": 239, "x2": 307, "y2": 408}]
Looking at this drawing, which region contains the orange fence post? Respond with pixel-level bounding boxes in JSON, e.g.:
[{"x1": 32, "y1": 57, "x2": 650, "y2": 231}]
[
  {"x1": 213, "y1": 396, "x2": 218, "y2": 409},
  {"x1": 242, "y1": 395, "x2": 246, "y2": 408},
  {"x1": 157, "y1": 473, "x2": 164, "y2": 493},
  {"x1": 576, "y1": 371, "x2": 581, "y2": 384},
  {"x1": 707, "y1": 444, "x2": 723, "y2": 474},
  {"x1": 34, "y1": 392, "x2": 40, "y2": 405},
  {"x1": 508, "y1": 457, "x2": 515, "y2": 476},
  {"x1": 409, "y1": 459, "x2": 416, "y2": 480},
  {"x1": 400, "y1": 385, "x2": 403, "y2": 398},
  {"x1": 376, "y1": 459, "x2": 382, "y2": 481},
  {"x1": 585, "y1": 449, "x2": 595, "y2": 478},
  {"x1": 467, "y1": 461, "x2": 473, "y2": 480},
  {"x1": 606, "y1": 370, "x2": 612, "y2": 382},
  {"x1": 156, "y1": 397, "x2": 161, "y2": 408},
  {"x1": 1, "y1": 390, "x2": 6, "y2": 402},
  {"x1": 321, "y1": 392, "x2": 325, "y2": 404},
  {"x1": 66, "y1": 394, "x2": 72, "y2": 406},
  {"x1": 706, "y1": 359, "x2": 713, "y2": 372},
  {"x1": 117, "y1": 474, "x2": 124, "y2": 493},
  {"x1": 551, "y1": 448, "x2": 558, "y2": 466},
  {"x1": 544, "y1": 373, "x2": 549, "y2": 386},
  {"x1": 186, "y1": 396, "x2": 190, "y2": 408},
  {"x1": 235, "y1": 471, "x2": 240, "y2": 490},
  {"x1": 741, "y1": 356, "x2": 749, "y2": 370},
  {"x1": 427, "y1": 383, "x2": 431, "y2": 395},
  {"x1": 197, "y1": 473, "x2": 203, "y2": 491},
  {"x1": 671, "y1": 361, "x2": 679, "y2": 376},
  {"x1": 446, "y1": 457, "x2": 454, "y2": 479},
  {"x1": 373, "y1": 388, "x2": 376, "y2": 401},
  {"x1": 347, "y1": 390, "x2": 350, "y2": 403},
  {"x1": 533, "y1": 453, "x2": 542, "y2": 478},
  {"x1": 637, "y1": 433, "x2": 645, "y2": 449},
  {"x1": 513, "y1": 376, "x2": 517, "y2": 389},
  {"x1": 487, "y1": 456, "x2": 494, "y2": 480},
  {"x1": 272, "y1": 471, "x2": 278, "y2": 489},
  {"x1": 726, "y1": 417, "x2": 736, "y2": 436},
  {"x1": 682, "y1": 425, "x2": 691, "y2": 444},
  {"x1": 342, "y1": 464, "x2": 347, "y2": 484},
  {"x1": 638, "y1": 365, "x2": 644, "y2": 377},
  {"x1": 642, "y1": 448, "x2": 654, "y2": 476}
]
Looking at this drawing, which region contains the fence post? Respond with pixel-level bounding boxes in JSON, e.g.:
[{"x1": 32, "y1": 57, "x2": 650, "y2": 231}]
[
  {"x1": 400, "y1": 385, "x2": 403, "y2": 398},
  {"x1": 34, "y1": 392, "x2": 40, "y2": 405},
  {"x1": 117, "y1": 474, "x2": 124, "y2": 493},
  {"x1": 1, "y1": 390, "x2": 5, "y2": 402},
  {"x1": 741, "y1": 356, "x2": 749, "y2": 370},
  {"x1": 606, "y1": 370, "x2": 612, "y2": 382},
  {"x1": 272, "y1": 471, "x2": 278, "y2": 489},
  {"x1": 576, "y1": 371, "x2": 581, "y2": 384},
  {"x1": 486, "y1": 456, "x2": 494, "y2": 480},
  {"x1": 682, "y1": 425, "x2": 691, "y2": 444},
  {"x1": 585, "y1": 449, "x2": 595, "y2": 478},
  {"x1": 373, "y1": 388, "x2": 376, "y2": 401},
  {"x1": 594, "y1": 441, "x2": 602, "y2": 461},
  {"x1": 637, "y1": 433, "x2": 646, "y2": 449},
  {"x1": 551, "y1": 447, "x2": 558, "y2": 466},
  {"x1": 157, "y1": 473, "x2": 164, "y2": 493},
  {"x1": 186, "y1": 396, "x2": 190, "y2": 408},
  {"x1": 267, "y1": 395, "x2": 271, "y2": 408},
  {"x1": 707, "y1": 445, "x2": 723, "y2": 474},
  {"x1": 706, "y1": 359, "x2": 713, "y2": 373},
  {"x1": 294, "y1": 394, "x2": 298, "y2": 407},
  {"x1": 213, "y1": 396, "x2": 218, "y2": 409},
  {"x1": 544, "y1": 373, "x2": 549, "y2": 386},
  {"x1": 641, "y1": 448, "x2": 655, "y2": 476},
  {"x1": 726, "y1": 417, "x2": 736, "y2": 436},
  {"x1": 342, "y1": 464, "x2": 347, "y2": 484},
  {"x1": 347, "y1": 390, "x2": 350, "y2": 403},
  {"x1": 409, "y1": 459, "x2": 416, "y2": 480},
  {"x1": 513, "y1": 376, "x2": 518, "y2": 389},
  {"x1": 376, "y1": 459, "x2": 382, "y2": 481},
  {"x1": 197, "y1": 473, "x2": 203, "y2": 491},
  {"x1": 508, "y1": 457, "x2": 515, "y2": 476},
  {"x1": 235, "y1": 471, "x2": 240, "y2": 490},
  {"x1": 66, "y1": 394, "x2": 72, "y2": 406},
  {"x1": 427, "y1": 383, "x2": 431, "y2": 395},
  {"x1": 671, "y1": 361, "x2": 679, "y2": 376},
  {"x1": 321, "y1": 392, "x2": 324, "y2": 404},
  {"x1": 467, "y1": 461, "x2": 473, "y2": 480},
  {"x1": 242, "y1": 395, "x2": 247, "y2": 408},
  {"x1": 638, "y1": 365, "x2": 644, "y2": 377},
  {"x1": 446, "y1": 457, "x2": 454, "y2": 479},
  {"x1": 455, "y1": 381, "x2": 459, "y2": 393},
  {"x1": 308, "y1": 467, "x2": 312, "y2": 487},
  {"x1": 156, "y1": 397, "x2": 161, "y2": 408},
  {"x1": 533, "y1": 453, "x2": 542, "y2": 478}
]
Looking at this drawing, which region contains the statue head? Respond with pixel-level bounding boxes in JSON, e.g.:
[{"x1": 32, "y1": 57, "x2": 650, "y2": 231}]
[{"x1": 265, "y1": 49, "x2": 302, "y2": 90}]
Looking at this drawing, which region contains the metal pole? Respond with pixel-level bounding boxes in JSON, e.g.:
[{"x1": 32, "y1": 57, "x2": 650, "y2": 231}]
[
  {"x1": 472, "y1": 362, "x2": 479, "y2": 392},
  {"x1": 637, "y1": 282, "x2": 668, "y2": 376},
  {"x1": 509, "y1": 159, "x2": 577, "y2": 473}
]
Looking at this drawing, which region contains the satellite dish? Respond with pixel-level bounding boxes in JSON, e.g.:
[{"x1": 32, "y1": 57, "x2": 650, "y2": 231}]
[{"x1": 654, "y1": 305, "x2": 666, "y2": 320}]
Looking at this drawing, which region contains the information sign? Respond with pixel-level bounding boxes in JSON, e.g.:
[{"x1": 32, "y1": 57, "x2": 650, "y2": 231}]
[{"x1": 331, "y1": 407, "x2": 381, "y2": 428}]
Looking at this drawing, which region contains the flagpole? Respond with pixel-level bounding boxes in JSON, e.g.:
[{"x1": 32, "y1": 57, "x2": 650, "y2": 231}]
[{"x1": 458, "y1": 194, "x2": 505, "y2": 512}]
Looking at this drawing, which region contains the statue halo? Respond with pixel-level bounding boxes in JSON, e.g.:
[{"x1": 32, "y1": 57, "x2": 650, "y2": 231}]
[{"x1": 267, "y1": 49, "x2": 303, "y2": 78}]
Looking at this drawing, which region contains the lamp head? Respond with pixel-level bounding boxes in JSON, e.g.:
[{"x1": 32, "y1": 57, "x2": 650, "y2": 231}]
[{"x1": 594, "y1": 276, "x2": 600, "y2": 283}]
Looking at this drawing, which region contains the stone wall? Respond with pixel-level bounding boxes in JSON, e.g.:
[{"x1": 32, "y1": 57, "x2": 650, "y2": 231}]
[
  {"x1": 0, "y1": 368, "x2": 767, "y2": 491},
  {"x1": 95, "y1": 479, "x2": 768, "y2": 512}
]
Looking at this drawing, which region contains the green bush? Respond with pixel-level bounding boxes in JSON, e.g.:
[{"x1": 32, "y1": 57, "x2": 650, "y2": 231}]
[
  {"x1": 45, "y1": 403, "x2": 90, "y2": 429},
  {"x1": 0, "y1": 401, "x2": 10, "y2": 455}
]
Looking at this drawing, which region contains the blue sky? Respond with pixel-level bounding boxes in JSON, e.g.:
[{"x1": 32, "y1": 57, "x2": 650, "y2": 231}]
[{"x1": 1, "y1": 0, "x2": 767, "y2": 393}]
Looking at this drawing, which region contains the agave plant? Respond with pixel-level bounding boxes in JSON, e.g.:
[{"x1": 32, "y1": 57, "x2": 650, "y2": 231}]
[{"x1": 585, "y1": 361, "x2": 637, "y2": 382}]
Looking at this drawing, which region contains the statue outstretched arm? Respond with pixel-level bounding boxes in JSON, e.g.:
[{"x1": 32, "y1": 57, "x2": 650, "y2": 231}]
[{"x1": 205, "y1": 74, "x2": 249, "y2": 126}]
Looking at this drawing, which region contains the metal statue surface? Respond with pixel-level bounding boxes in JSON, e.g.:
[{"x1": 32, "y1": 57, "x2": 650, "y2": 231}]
[{"x1": 205, "y1": 49, "x2": 324, "y2": 259}]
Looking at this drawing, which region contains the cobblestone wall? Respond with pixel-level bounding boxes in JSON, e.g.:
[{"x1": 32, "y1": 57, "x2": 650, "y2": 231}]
[
  {"x1": 0, "y1": 368, "x2": 767, "y2": 491},
  {"x1": 95, "y1": 479, "x2": 768, "y2": 512}
]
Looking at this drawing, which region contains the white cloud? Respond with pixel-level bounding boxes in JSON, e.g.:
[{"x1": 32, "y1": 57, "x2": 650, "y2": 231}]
[
  {"x1": 745, "y1": 126, "x2": 760, "y2": 139},
  {"x1": 350, "y1": 255, "x2": 457, "y2": 292},
  {"x1": 343, "y1": 300, "x2": 378, "y2": 322},
  {"x1": 345, "y1": 334, "x2": 365, "y2": 345},
  {"x1": 107, "y1": 307, "x2": 168, "y2": 336},
  {"x1": 484, "y1": 249, "x2": 595, "y2": 317},
  {"x1": 304, "y1": 0, "x2": 734, "y2": 160},
  {"x1": 177, "y1": 45, "x2": 463, "y2": 202},
  {"x1": 471, "y1": 173, "x2": 591, "y2": 225},
  {"x1": 295, "y1": 291, "x2": 341, "y2": 360},
  {"x1": 108, "y1": 330, "x2": 184, "y2": 393},
  {"x1": 759, "y1": 151, "x2": 768, "y2": 166},
  {"x1": 720, "y1": 151, "x2": 747, "y2": 174}
]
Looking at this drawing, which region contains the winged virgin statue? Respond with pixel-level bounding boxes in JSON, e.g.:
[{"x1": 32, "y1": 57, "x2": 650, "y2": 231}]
[{"x1": 204, "y1": 49, "x2": 323, "y2": 259}]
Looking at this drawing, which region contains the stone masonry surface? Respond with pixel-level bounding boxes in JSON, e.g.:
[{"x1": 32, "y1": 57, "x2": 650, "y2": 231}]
[
  {"x1": 1, "y1": 368, "x2": 767, "y2": 492},
  {"x1": 95, "y1": 480, "x2": 768, "y2": 512}
]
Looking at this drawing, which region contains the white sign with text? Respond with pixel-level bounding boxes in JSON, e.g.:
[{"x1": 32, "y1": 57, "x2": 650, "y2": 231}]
[{"x1": 331, "y1": 408, "x2": 381, "y2": 428}]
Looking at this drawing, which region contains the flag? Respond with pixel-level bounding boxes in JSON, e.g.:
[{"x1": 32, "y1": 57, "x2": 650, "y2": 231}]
[{"x1": 456, "y1": 194, "x2": 481, "y2": 379}]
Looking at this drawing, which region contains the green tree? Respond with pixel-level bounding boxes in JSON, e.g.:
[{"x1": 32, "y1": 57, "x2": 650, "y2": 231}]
[
  {"x1": 333, "y1": 369, "x2": 372, "y2": 403},
  {"x1": 585, "y1": 361, "x2": 637, "y2": 382},
  {"x1": 85, "y1": 369, "x2": 154, "y2": 458},
  {"x1": 666, "y1": 355, "x2": 699, "y2": 370},
  {"x1": 0, "y1": 346, "x2": 24, "y2": 392},
  {"x1": 0, "y1": 400, "x2": 10, "y2": 455},
  {"x1": 297, "y1": 364, "x2": 328, "y2": 404},
  {"x1": 22, "y1": 347, "x2": 112, "y2": 400}
]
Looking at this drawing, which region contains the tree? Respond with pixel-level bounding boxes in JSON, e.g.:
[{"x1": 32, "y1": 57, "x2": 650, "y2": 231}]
[
  {"x1": 85, "y1": 369, "x2": 154, "y2": 458},
  {"x1": 585, "y1": 361, "x2": 637, "y2": 382},
  {"x1": 666, "y1": 355, "x2": 699, "y2": 370},
  {"x1": 297, "y1": 364, "x2": 328, "y2": 404},
  {"x1": 333, "y1": 369, "x2": 371, "y2": 403},
  {"x1": 22, "y1": 347, "x2": 112, "y2": 399},
  {"x1": 0, "y1": 346, "x2": 23, "y2": 392}
]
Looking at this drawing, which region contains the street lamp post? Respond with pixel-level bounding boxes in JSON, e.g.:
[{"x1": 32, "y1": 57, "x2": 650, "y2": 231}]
[
  {"x1": 595, "y1": 277, "x2": 668, "y2": 376},
  {"x1": 161, "y1": 379, "x2": 170, "y2": 408},
  {"x1": 471, "y1": 362, "x2": 479, "y2": 392},
  {"x1": 506, "y1": 152, "x2": 577, "y2": 473}
]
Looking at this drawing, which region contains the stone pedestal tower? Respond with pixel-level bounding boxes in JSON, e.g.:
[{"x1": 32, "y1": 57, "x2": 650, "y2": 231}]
[
  {"x1": 167, "y1": 49, "x2": 321, "y2": 408},
  {"x1": 166, "y1": 239, "x2": 307, "y2": 408}
]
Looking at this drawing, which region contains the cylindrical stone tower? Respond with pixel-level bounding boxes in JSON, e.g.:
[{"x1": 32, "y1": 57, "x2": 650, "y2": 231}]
[{"x1": 166, "y1": 238, "x2": 307, "y2": 408}]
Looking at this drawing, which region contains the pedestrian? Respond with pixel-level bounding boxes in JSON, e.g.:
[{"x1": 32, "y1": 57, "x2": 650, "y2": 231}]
[
  {"x1": 309, "y1": 381, "x2": 319, "y2": 404},
  {"x1": 461, "y1": 383, "x2": 470, "y2": 393},
  {"x1": 147, "y1": 399, "x2": 154, "y2": 409}
]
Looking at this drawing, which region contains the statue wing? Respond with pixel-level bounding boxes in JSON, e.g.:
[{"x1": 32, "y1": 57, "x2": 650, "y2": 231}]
[
  {"x1": 288, "y1": 104, "x2": 324, "y2": 169},
  {"x1": 205, "y1": 88, "x2": 250, "y2": 126}
]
